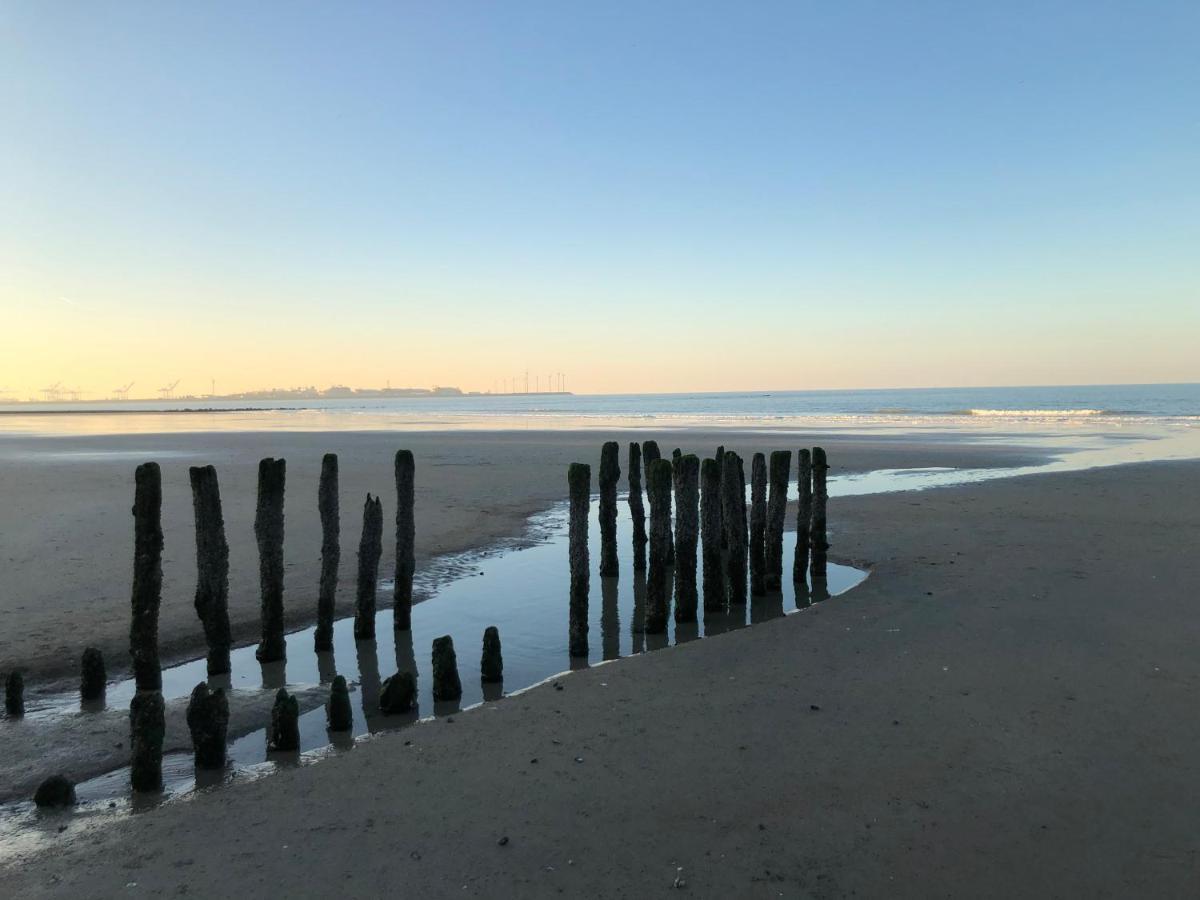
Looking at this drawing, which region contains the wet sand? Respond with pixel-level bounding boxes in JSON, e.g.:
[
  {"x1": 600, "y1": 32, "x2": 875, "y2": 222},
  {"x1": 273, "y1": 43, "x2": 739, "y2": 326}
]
[
  {"x1": 4, "y1": 458, "x2": 1198, "y2": 897},
  {"x1": 0, "y1": 429, "x2": 1041, "y2": 686}
]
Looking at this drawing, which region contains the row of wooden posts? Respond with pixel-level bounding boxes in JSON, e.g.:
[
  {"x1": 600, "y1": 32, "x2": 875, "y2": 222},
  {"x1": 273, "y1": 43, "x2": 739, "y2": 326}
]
[{"x1": 568, "y1": 442, "x2": 829, "y2": 657}]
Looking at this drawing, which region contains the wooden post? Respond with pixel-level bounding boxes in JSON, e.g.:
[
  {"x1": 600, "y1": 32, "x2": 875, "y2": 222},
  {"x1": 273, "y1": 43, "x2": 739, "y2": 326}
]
[
  {"x1": 380, "y1": 671, "x2": 417, "y2": 713},
  {"x1": 254, "y1": 458, "x2": 287, "y2": 663},
  {"x1": 354, "y1": 494, "x2": 384, "y2": 640},
  {"x1": 646, "y1": 458, "x2": 673, "y2": 633},
  {"x1": 4, "y1": 671, "x2": 23, "y2": 717},
  {"x1": 568, "y1": 462, "x2": 591, "y2": 656},
  {"x1": 750, "y1": 453, "x2": 767, "y2": 596},
  {"x1": 431, "y1": 635, "x2": 463, "y2": 702},
  {"x1": 189, "y1": 464, "x2": 232, "y2": 676},
  {"x1": 315, "y1": 453, "x2": 340, "y2": 652},
  {"x1": 642, "y1": 441, "x2": 672, "y2": 564},
  {"x1": 721, "y1": 452, "x2": 748, "y2": 605},
  {"x1": 765, "y1": 450, "x2": 791, "y2": 592},
  {"x1": 598, "y1": 441, "x2": 620, "y2": 577},
  {"x1": 131, "y1": 462, "x2": 164, "y2": 689},
  {"x1": 673, "y1": 454, "x2": 700, "y2": 622},
  {"x1": 716, "y1": 446, "x2": 727, "y2": 548},
  {"x1": 268, "y1": 688, "x2": 300, "y2": 752},
  {"x1": 80, "y1": 648, "x2": 106, "y2": 701},
  {"x1": 628, "y1": 443, "x2": 647, "y2": 571},
  {"x1": 186, "y1": 682, "x2": 229, "y2": 769},
  {"x1": 700, "y1": 458, "x2": 724, "y2": 611},
  {"x1": 326, "y1": 675, "x2": 353, "y2": 732},
  {"x1": 811, "y1": 447, "x2": 829, "y2": 578},
  {"x1": 481, "y1": 626, "x2": 503, "y2": 683},
  {"x1": 130, "y1": 690, "x2": 165, "y2": 792},
  {"x1": 394, "y1": 450, "x2": 416, "y2": 631},
  {"x1": 792, "y1": 449, "x2": 813, "y2": 584}
]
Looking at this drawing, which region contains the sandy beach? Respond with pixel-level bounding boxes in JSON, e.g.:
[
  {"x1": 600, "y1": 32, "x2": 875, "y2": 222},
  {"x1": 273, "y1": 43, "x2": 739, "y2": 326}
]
[{"x1": 2, "y1": 454, "x2": 1196, "y2": 896}]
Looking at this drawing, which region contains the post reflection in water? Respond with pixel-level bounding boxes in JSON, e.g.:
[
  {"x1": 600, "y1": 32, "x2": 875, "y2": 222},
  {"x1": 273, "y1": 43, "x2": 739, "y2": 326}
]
[
  {"x1": 393, "y1": 627, "x2": 416, "y2": 681},
  {"x1": 355, "y1": 638, "x2": 381, "y2": 732},
  {"x1": 601, "y1": 576, "x2": 621, "y2": 661},
  {"x1": 630, "y1": 570, "x2": 647, "y2": 654},
  {"x1": 260, "y1": 660, "x2": 286, "y2": 690}
]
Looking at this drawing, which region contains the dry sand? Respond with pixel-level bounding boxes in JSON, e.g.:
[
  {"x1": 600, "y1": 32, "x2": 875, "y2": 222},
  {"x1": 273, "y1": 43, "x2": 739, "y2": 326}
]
[{"x1": 4, "y1": 455, "x2": 1197, "y2": 897}]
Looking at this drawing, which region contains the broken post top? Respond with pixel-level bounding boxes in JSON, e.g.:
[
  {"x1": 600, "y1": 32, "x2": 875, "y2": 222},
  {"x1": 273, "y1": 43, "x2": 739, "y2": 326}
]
[
  {"x1": 599, "y1": 441, "x2": 621, "y2": 483},
  {"x1": 568, "y1": 462, "x2": 591, "y2": 494}
]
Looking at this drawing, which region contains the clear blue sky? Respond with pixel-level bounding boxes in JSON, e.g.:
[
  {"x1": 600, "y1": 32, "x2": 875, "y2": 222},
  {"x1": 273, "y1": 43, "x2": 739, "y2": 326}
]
[{"x1": 2, "y1": 1, "x2": 1197, "y2": 396}]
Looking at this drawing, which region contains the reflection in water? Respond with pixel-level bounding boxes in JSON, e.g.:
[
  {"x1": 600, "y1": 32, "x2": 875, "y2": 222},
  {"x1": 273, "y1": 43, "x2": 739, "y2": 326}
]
[
  {"x1": 260, "y1": 661, "x2": 286, "y2": 691},
  {"x1": 433, "y1": 699, "x2": 461, "y2": 717},
  {"x1": 601, "y1": 577, "x2": 621, "y2": 661},
  {"x1": 393, "y1": 628, "x2": 416, "y2": 680},
  {"x1": 481, "y1": 682, "x2": 504, "y2": 702},
  {"x1": 675, "y1": 622, "x2": 700, "y2": 645},
  {"x1": 316, "y1": 651, "x2": 337, "y2": 684},
  {"x1": 355, "y1": 640, "x2": 381, "y2": 732},
  {"x1": 630, "y1": 571, "x2": 647, "y2": 652},
  {"x1": 810, "y1": 578, "x2": 831, "y2": 604}
]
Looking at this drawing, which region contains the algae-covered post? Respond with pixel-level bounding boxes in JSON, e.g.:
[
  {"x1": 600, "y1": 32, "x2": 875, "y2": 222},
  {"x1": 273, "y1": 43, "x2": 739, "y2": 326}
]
[
  {"x1": 431, "y1": 635, "x2": 463, "y2": 702},
  {"x1": 749, "y1": 453, "x2": 767, "y2": 596},
  {"x1": 5, "y1": 671, "x2": 24, "y2": 717},
  {"x1": 254, "y1": 457, "x2": 287, "y2": 663},
  {"x1": 189, "y1": 464, "x2": 232, "y2": 676},
  {"x1": 700, "y1": 458, "x2": 724, "y2": 611},
  {"x1": 715, "y1": 446, "x2": 727, "y2": 548},
  {"x1": 481, "y1": 626, "x2": 503, "y2": 683},
  {"x1": 130, "y1": 689, "x2": 165, "y2": 792},
  {"x1": 186, "y1": 682, "x2": 229, "y2": 769},
  {"x1": 393, "y1": 450, "x2": 416, "y2": 631},
  {"x1": 646, "y1": 458, "x2": 674, "y2": 633},
  {"x1": 599, "y1": 441, "x2": 621, "y2": 577},
  {"x1": 131, "y1": 461, "x2": 164, "y2": 690},
  {"x1": 628, "y1": 443, "x2": 647, "y2": 571},
  {"x1": 80, "y1": 647, "x2": 106, "y2": 701},
  {"x1": 268, "y1": 688, "x2": 300, "y2": 752},
  {"x1": 673, "y1": 454, "x2": 700, "y2": 622},
  {"x1": 721, "y1": 452, "x2": 748, "y2": 606},
  {"x1": 793, "y1": 449, "x2": 813, "y2": 583},
  {"x1": 315, "y1": 453, "x2": 340, "y2": 652},
  {"x1": 811, "y1": 447, "x2": 830, "y2": 578},
  {"x1": 326, "y1": 675, "x2": 353, "y2": 732},
  {"x1": 354, "y1": 493, "x2": 384, "y2": 640},
  {"x1": 567, "y1": 463, "x2": 591, "y2": 657},
  {"x1": 765, "y1": 450, "x2": 791, "y2": 591}
]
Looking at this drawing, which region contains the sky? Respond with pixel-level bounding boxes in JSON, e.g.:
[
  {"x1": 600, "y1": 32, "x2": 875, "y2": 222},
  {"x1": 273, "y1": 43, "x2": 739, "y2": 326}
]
[{"x1": 1, "y1": 1, "x2": 1197, "y2": 398}]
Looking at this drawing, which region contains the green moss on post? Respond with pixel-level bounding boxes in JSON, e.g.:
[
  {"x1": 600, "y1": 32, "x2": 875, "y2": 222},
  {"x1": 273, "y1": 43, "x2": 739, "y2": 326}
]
[
  {"x1": 721, "y1": 452, "x2": 748, "y2": 606},
  {"x1": 354, "y1": 493, "x2": 384, "y2": 640},
  {"x1": 431, "y1": 635, "x2": 463, "y2": 702},
  {"x1": 673, "y1": 454, "x2": 700, "y2": 622},
  {"x1": 254, "y1": 458, "x2": 287, "y2": 663},
  {"x1": 646, "y1": 458, "x2": 673, "y2": 633},
  {"x1": 268, "y1": 688, "x2": 300, "y2": 752},
  {"x1": 315, "y1": 453, "x2": 340, "y2": 652},
  {"x1": 628, "y1": 443, "x2": 647, "y2": 571},
  {"x1": 792, "y1": 449, "x2": 813, "y2": 583},
  {"x1": 186, "y1": 682, "x2": 229, "y2": 769},
  {"x1": 130, "y1": 462, "x2": 164, "y2": 690},
  {"x1": 750, "y1": 453, "x2": 767, "y2": 596},
  {"x1": 130, "y1": 689, "x2": 165, "y2": 792},
  {"x1": 598, "y1": 441, "x2": 620, "y2": 577},
  {"x1": 765, "y1": 450, "x2": 791, "y2": 592},
  {"x1": 80, "y1": 647, "x2": 106, "y2": 701},
  {"x1": 189, "y1": 465, "x2": 232, "y2": 676},
  {"x1": 481, "y1": 625, "x2": 503, "y2": 683},
  {"x1": 567, "y1": 462, "x2": 591, "y2": 657},
  {"x1": 393, "y1": 450, "x2": 416, "y2": 631},
  {"x1": 326, "y1": 675, "x2": 353, "y2": 732}
]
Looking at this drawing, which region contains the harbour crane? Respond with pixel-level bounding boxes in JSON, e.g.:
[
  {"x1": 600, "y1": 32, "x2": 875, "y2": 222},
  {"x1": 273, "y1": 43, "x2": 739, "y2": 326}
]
[
  {"x1": 41, "y1": 382, "x2": 63, "y2": 402},
  {"x1": 113, "y1": 382, "x2": 134, "y2": 400},
  {"x1": 158, "y1": 379, "x2": 181, "y2": 400}
]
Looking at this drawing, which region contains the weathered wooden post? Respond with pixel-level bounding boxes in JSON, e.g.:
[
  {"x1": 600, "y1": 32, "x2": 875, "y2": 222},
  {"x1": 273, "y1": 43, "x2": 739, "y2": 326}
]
[
  {"x1": 326, "y1": 675, "x2": 354, "y2": 731},
  {"x1": 700, "y1": 457, "x2": 724, "y2": 611},
  {"x1": 80, "y1": 648, "x2": 106, "y2": 701},
  {"x1": 354, "y1": 493, "x2": 384, "y2": 640},
  {"x1": 765, "y1": 450, "x2": 791, "y2": 592},
  {"x1": 379, "y1": 671, "x2": 417, "y2": 714},
  {"x1": 598, "y1": 441, "x2": 620, "y2": 577},
  {"x1": 431, "y1": 635, "x2": 463, "y2": 702},
  {"x1": 811, "y1": 447, "x2": 829, "y2": 578},
  {"x1": 315, "y1": 453, "x2": 340, "y2": 652},
  {"x1": 568, "y1": 462, "x2": 591, "y2": 657},
  {"x1": 481, "y1": 626, "x2": 503, "y2": 683},
  {"x1": 131, "y1": 461, "x2": 163, "y2": 689},
  {"x1": 750, "y1": 453, "x2": 767, "y2": 596},
  {"x1": 673, "y1": 454, "x2": 700, "y2": 622},
  {"x1": 646, "y1": 458, "x2": 673, "y2": 633},
  {"x1": 793, "y1": 449, "x2": 813, "y2": 583},
  {"x1": 394, "y1": 450, "x2": 416, "y2": 631},
  {"x1": 268, "y1": 688, "x2": 300, "y2": 752},
  {"x1": 189, "y1": 464, "x2": 232, "y2": 676},
  {"x1": 642, "y1": 441, "x2": 672, "y2": 565},
  {"x1": 186, "y1": 682, "x2": 229, "y2": 768},
  {"x1": 721, "y1": 452, "x2": 748, "y2": 605},
  {"x1": 130, "y1": 690, "x2": 165, "y2": 792},
  {"x1": 716, "y1": 445, "x2": 727, "y2": 548},
  {"x1": 254, "y1": 458, "x2": 287, "y2": 663},
  {"x1": 642, "y1": 440, "x2": 662, "y2": 473},
  {"x1": 628, "y1": 443, "x2": 647, "y2": 571},
  {"x1": 5, "y1": 671, "x2": 24, "y2": 717},
  {"x1": 33, "y1": 776, "x2": 76, "y2": 808}
]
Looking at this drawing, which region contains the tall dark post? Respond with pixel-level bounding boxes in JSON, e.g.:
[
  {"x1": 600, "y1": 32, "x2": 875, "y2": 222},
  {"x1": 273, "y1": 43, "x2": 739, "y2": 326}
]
[
  {"x1": 354, "y1": 494, "x2": 384, "y2": 640},
  {"x1": 393, "y1": 450, "x2": 416, "y2": 631},
  {"x1": 810, "y1": 447, "x2": 830, "y2": 578},
  {"x1": 131, "y1": 462, "x2": 164, "y2": 690},
  {"x1": 431, "y1": 635, "x2": 463, "y2": 702},
  {"x1": 792, "y1": 449, "x2": 813, "y2": 584},
  {"x1": 715, "y1": 446, "x2": 727, "y2": 548},
  {"x1": 765, "y1": 450, "x2": 791, "y2": 592},
  {"x1": 646, "y1": 458, "x2": 673, "y2": 634},
  {"x1": 130, "y1": 690, "x2": 165, "y2": 792},
  {"x1": 567, "y1": 463, "x2": 591, "y2": 657},
  {"x1": 721, "y1": 452, "x2": 748, "y2": 606},
  {"x1": 189, "y1": 465, "x2": 232, "y2": 676},
  {"x1": 5, "y1": 671, "x2": 24, "y2": 717},
  {"x1": 315, "y1": 453, "x2": 340, "y2": 652},
  {"x1": 749, "y1": 453, "x2": 768, "y2": 596},
  {"x1": 186, "y1": 682, "x2": 229, "y2": 769},
  {"x1": 700, "y1": 458, "x2": 724, "y2": 611},
  {"x1": 598, "y1": 441, "x2": 620, "y2": 577},
  {"x1": 481, "y1": 626, "x2": 503, "y2": 683},
  {"x1": 667, "y1": 449, "x2": 681, "y2": 565},
  {"x1": 628, "y1": 443, "x2": 647, "y2": 571},
  {"x1": 673, "y1": 454, "x2": 700, "y2": 622},
  {"x1": 326, "y1": 675, "x2": 353, "y2": 732},
  {"x1": 80, "y1": 648, "x2": 106, "y2": 701},
  {"x1": 642, "y1": 440, "x2": 662, "y2": 474},
  {"x1": 254, "y1": 458, "x2": 287, "y2": 663}
]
